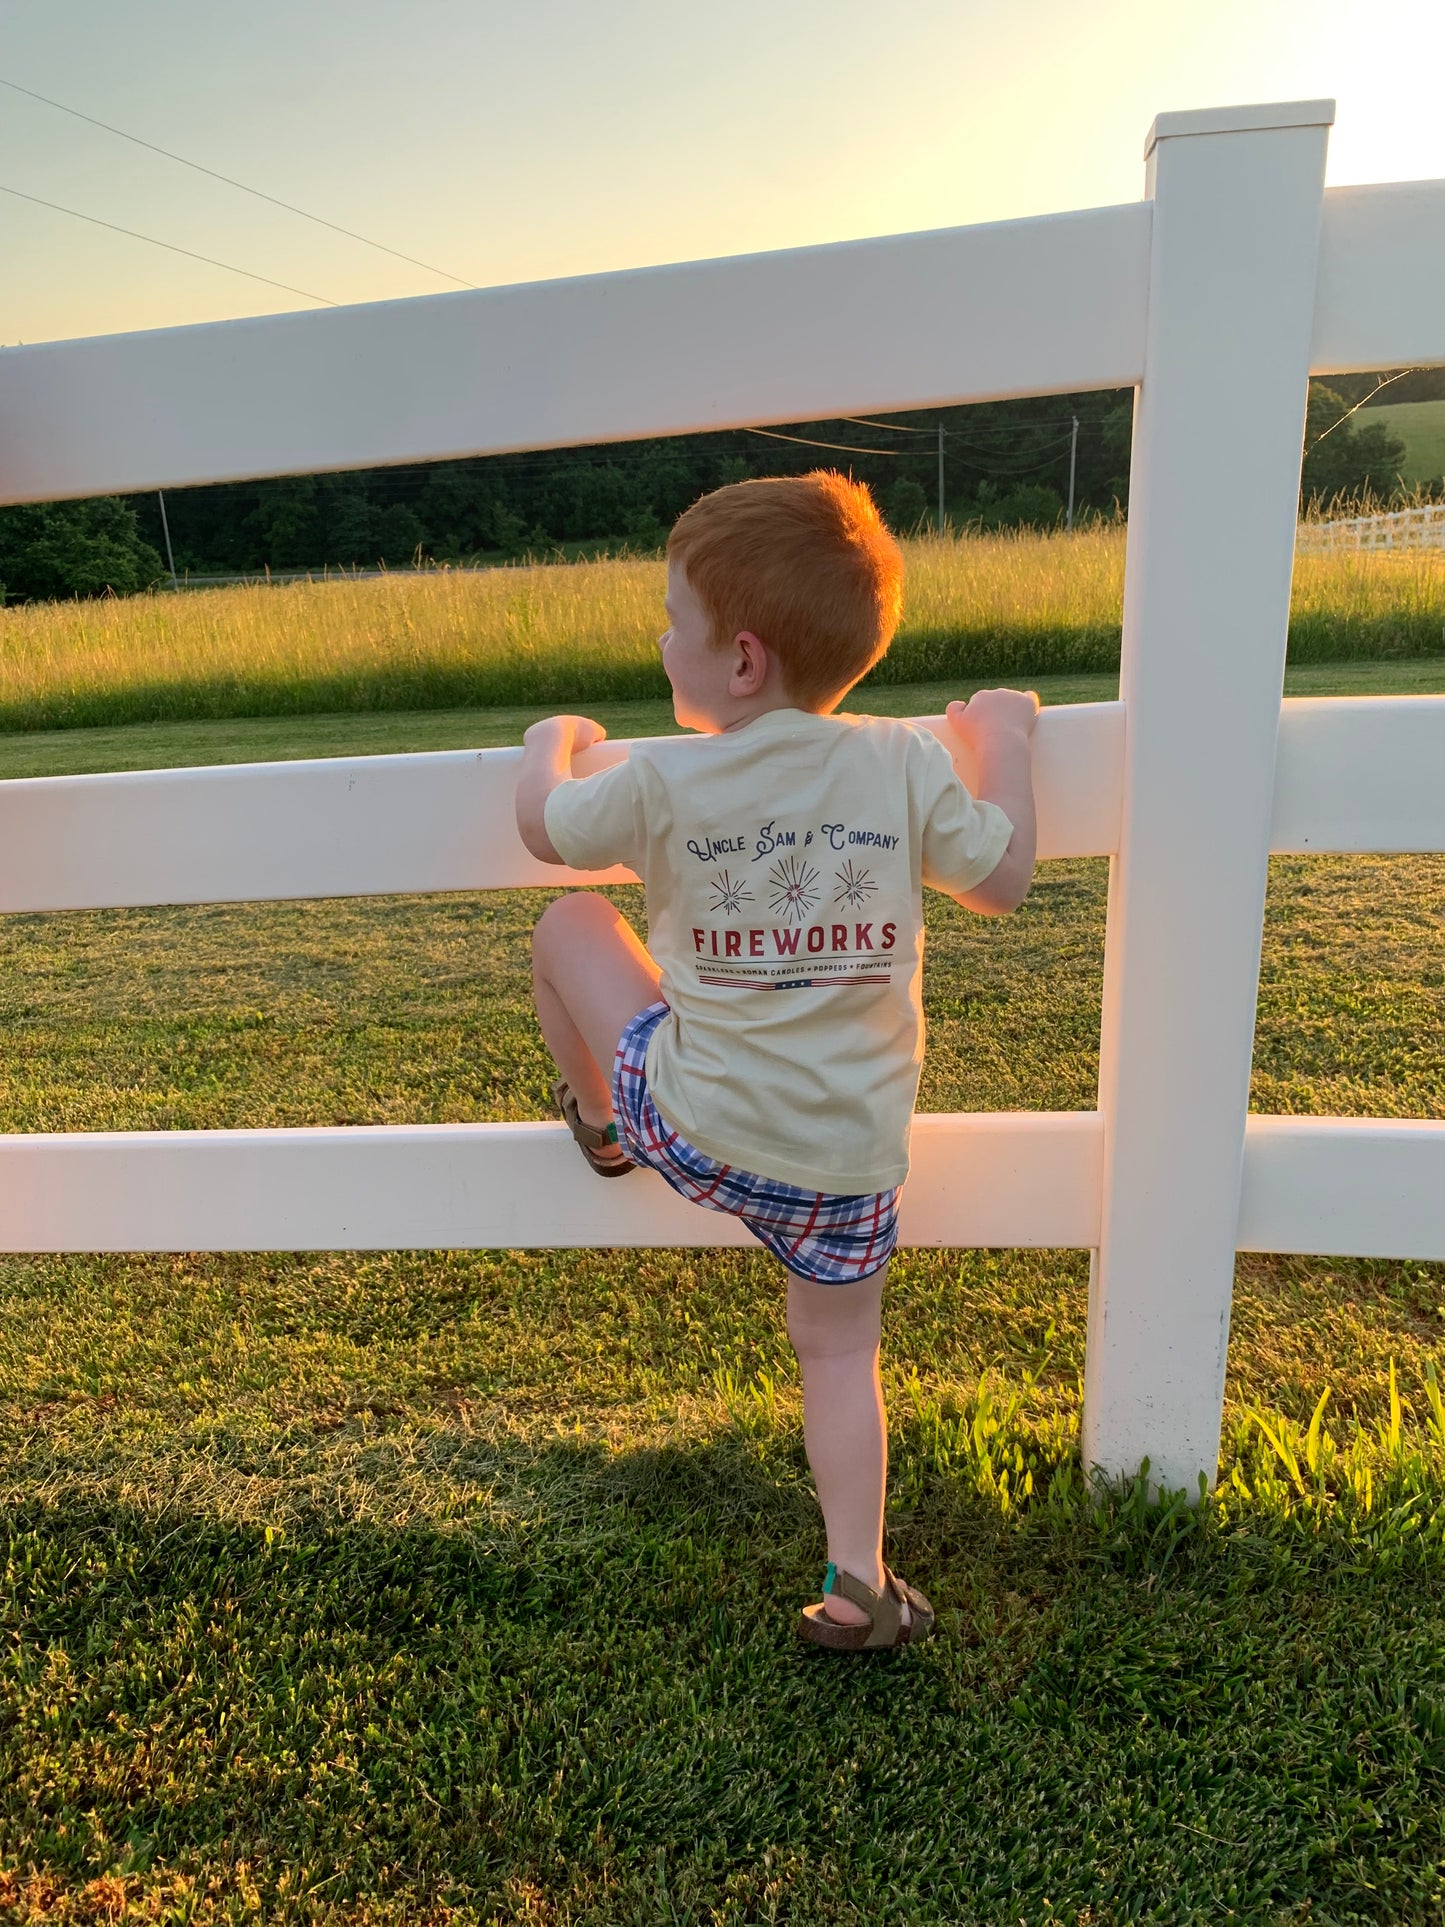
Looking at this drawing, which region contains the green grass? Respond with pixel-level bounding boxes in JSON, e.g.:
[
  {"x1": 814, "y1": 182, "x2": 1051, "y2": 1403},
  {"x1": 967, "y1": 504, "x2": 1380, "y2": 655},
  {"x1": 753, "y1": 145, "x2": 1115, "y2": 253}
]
[
  {"x1": 0, "y1": 674, "x2": 1441, "y2": 1916},
  {"x1": 1368, "y1": 398, "x2": 1445, "y2": 487},
  {"x1": 0, "y1": 528, "x2": 1441, "y2": 736},
  {"x1": 2, "y1": 656, "x2": 1443, "y2": 781}
]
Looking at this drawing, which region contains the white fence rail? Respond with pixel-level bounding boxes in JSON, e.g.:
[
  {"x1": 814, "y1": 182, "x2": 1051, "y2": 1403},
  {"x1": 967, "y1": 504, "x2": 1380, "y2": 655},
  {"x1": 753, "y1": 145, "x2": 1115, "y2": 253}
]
[
  {"x1": 0, "y1": 1113, "x2": 1102, "y2": 1255},
  {"x1": 2, "y1": 1114, "x2": 1437, "y2": 1263},
  {"x1": 1297, "y1": 504, "x2": 1445, "y2": 551},
  {"x1": 0, "y1": 98, "x2": 1442, "y2": 1494},
  {"x1": 0, "y1": 204, "x2": 1152, "y2": 505},
  {"x1": 2, "y1": 693, "x2": 1443, "y2": 917},
  {"x1": 2, "y1": 171, "x2": 1443, "y2": 508}
]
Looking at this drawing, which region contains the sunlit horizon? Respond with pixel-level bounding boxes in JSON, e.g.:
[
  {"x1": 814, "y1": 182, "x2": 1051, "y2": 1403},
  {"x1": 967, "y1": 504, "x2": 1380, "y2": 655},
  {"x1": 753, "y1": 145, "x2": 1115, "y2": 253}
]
[{"x1": 3, "y1": 0, "x2": 1442, "y2": 348}]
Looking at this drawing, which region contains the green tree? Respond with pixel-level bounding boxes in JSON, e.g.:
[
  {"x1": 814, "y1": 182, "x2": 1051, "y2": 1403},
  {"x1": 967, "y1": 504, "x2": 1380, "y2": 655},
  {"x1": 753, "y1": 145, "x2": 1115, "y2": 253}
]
[
  {"x1": 324, "y1": 490, "x2": 379, "y2": 565},
  {"x1": 622, "y1": 503, "x2": 667, "y2": 551},
  {"x1": 886, "y1": 476, "x2": 930, "y2": 534},
  {"x1": 244, "y1": 478, "x2": 319, "y2": 568},
  {"x1": 966, "y1": 480, "x2": 1063, "y2": 531},
  {"x1": 0, "y1": 498, "x2": 164, "y2": 602},
  {"x1": 1300, "y1": 385, "x2": 1407, "y2": 508},
  {"x1": 418, "y1": 464, "x2": 490, "y2": 554},
  {"x1": 374, "y1": 504, "x2": 426, "y2": 565},
  {"x1": 488, "y1": 502, "x2": 528, "y2": 553}
]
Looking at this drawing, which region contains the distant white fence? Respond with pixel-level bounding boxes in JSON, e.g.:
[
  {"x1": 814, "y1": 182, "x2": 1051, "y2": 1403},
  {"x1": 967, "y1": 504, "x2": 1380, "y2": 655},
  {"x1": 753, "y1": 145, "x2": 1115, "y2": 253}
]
[
  {"x1": 1297, "y1": 503, "x2": 1445, "y2": 551},
  {"x1": 0, "y1": 98, "x2": 1443, "y2": 1496}
]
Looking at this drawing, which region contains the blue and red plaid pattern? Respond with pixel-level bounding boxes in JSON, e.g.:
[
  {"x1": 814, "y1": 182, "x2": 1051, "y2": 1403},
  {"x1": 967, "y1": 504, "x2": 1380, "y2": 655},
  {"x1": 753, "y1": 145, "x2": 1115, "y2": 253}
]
[{"x1": 611, "y1": 1001, "x2": 900, "y2": 1285}]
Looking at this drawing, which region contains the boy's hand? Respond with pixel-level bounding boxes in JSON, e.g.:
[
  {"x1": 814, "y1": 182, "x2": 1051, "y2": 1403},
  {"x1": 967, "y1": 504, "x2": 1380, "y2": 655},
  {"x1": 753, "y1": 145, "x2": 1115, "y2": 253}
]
[
  {"x1": 944, "y1": 688, "x2": 1039, "y2": 917},
  {"x1": 516, "y1": 715, "x2": 607, "y2": 865},
  {"x1": 523, "y1": 713, "x2": 608, "y2": 755},
  {"x1": 946, "y1": 688, "x2": 1040, "y2": 747}
]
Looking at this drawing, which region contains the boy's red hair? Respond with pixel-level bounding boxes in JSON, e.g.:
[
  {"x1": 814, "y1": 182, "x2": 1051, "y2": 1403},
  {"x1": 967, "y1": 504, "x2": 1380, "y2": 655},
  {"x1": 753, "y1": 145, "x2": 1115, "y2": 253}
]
[{"x1": 667, "y1": 472, "x2": 904, "y2": 709}]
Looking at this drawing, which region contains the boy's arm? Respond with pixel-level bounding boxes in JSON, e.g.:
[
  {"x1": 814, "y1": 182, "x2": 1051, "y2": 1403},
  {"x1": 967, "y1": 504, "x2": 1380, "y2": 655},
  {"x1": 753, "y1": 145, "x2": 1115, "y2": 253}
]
[
  {"x1": 945, "y1": 691, "x2": 1039, "y2": 915},
  {"x1": 515, "y1": 714, "x2": 606, "y2": 864}
]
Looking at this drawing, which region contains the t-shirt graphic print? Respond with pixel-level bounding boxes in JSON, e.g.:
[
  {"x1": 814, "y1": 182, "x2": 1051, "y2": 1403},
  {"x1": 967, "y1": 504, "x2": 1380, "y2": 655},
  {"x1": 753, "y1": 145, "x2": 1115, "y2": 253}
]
[
  {"x1": 545, "y1": 707, "x2": 1011, "y2": 1195},
  {"x1": 690, "y1": 812, "x2": 900, "y2": 993}
]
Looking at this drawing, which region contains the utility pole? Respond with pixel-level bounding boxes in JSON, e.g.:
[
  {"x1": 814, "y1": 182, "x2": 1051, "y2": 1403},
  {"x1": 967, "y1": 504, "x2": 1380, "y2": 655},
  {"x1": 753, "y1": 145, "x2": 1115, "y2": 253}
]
[
  {"x1": 157, "y1": 490, "x2": 178, "y2": 588},
  {"x1": 1066, "y1": 416, "x2": 1079, "y2": 531},
  {"x1": 937, "y1": 422, "x2": 946, "y2": 535}
]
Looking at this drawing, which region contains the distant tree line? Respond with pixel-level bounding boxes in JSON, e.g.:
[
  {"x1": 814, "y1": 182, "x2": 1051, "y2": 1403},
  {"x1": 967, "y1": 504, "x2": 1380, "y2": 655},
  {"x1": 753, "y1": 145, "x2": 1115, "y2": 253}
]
[
  {"x1": 122, "y1": 391, "x2": 1135, "y2": 581},
  {"x1": 0, "y1": 371, "x2": 1434, "y2": 603}
]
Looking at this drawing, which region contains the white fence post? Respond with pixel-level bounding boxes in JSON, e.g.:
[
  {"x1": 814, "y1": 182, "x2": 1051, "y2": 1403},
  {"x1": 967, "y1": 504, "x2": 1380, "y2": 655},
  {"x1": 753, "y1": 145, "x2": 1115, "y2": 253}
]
[{"x1": 1083, "y1": 102, "x2": 1335, "y2": 1494}]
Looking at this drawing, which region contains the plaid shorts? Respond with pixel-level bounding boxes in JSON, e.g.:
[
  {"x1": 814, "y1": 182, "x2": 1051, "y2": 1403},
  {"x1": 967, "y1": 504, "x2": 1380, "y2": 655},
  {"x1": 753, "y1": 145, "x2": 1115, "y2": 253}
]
[{"x1": 611, "y1": 1001, "x2": 900, "y2": 1285}]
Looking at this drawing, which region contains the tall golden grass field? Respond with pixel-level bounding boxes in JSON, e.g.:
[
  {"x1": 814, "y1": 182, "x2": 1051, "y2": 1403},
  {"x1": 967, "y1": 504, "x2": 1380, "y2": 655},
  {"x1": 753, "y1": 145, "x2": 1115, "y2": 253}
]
[{"x1": 0, "y1": 525, "x2": 1440, "y2": 731}]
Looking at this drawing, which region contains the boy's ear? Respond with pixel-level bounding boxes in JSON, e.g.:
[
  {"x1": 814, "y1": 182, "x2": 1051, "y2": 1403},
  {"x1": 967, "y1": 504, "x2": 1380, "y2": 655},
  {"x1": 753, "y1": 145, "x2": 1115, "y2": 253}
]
[{"x1": 730, "y1": 630, "x2": 769, "y2": 697}]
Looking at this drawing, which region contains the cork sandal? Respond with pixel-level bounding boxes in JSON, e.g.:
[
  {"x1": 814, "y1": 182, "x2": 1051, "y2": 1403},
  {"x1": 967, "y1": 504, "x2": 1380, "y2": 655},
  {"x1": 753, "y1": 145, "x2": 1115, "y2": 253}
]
[
  {"x1": 798, "y1": 1562, "x2": 936, "y2": 1651},
  {"x1": 552, "y1": 1079, "x2": 636, "y2": 1178}
]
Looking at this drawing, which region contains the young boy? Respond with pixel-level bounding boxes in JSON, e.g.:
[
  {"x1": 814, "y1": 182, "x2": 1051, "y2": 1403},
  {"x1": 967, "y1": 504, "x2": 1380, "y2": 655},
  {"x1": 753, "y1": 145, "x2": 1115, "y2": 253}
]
[{"x1": 515, "y1": 472, "x2": 1038, "y2": 1651}]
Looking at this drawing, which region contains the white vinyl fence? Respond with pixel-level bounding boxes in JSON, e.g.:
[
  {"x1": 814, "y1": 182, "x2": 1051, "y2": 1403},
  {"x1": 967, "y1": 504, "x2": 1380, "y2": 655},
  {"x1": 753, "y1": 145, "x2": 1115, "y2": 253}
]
[
  {"x1": 1297, "y1": 503, "x2": 1445, "y2": 551},
  {"x1": 0, "y1": 99, "x2": 1443, "y2": 1495}
]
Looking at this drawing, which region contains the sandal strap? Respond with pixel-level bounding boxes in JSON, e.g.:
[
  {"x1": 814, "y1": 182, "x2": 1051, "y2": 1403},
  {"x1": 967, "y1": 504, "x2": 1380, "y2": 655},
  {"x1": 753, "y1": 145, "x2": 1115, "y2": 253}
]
[
  {"x1": 554, "y1": 1081, "x2": 620, "y2": 1152},
  {"x1": 823, "y1": 1563, "x2": 904, "y2": 1647}
]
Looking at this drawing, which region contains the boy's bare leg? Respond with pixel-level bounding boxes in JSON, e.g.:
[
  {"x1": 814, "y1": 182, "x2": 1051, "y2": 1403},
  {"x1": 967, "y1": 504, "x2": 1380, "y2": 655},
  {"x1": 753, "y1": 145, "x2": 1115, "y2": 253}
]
[
  {"x1": 532, "y1": 892, "x2": 663, "y2": 1161},
  {"x1": 787, "y1": 1266, "x2": 908, "y2": 1628}
]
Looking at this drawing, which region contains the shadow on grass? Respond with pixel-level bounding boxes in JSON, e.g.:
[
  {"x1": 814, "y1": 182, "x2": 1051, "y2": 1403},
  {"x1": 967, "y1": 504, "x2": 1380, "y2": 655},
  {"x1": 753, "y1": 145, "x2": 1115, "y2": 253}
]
[{"x1": 0, "y1": 1426, "x2": 1443, "y2": 1923}]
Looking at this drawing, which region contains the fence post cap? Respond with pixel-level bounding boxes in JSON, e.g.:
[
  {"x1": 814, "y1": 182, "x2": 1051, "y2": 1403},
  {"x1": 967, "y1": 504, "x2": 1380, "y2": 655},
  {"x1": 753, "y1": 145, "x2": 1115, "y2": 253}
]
[{"x1": 1144, "y1": 98, "x2": 1336, "y2": 159}]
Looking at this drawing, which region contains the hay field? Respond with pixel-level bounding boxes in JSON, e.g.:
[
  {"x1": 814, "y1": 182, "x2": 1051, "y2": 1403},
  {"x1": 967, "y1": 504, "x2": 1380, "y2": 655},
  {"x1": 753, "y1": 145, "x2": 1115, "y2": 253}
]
[{"x1": 0, "y1": 526, "x2": 1441, "y2": 732}]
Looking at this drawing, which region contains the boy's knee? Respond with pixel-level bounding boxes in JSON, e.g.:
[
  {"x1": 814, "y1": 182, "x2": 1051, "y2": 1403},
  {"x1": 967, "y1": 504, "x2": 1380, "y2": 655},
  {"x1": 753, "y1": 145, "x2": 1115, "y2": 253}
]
[
  {"x1": 786, "y1": 1275, "x2": 884, "y2": 1360},
  {"x1": 534, "y1": 890, "x2": 618, "y2": 954}
]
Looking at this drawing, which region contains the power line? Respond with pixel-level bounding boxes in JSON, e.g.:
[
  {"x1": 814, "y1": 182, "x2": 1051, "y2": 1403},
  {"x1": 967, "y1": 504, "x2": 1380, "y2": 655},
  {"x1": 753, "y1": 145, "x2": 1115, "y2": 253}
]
[
  {"x1": 0, "y1": 74, "x2": 474, "y2": 290},
  {"x1": 845, "y1": 412, "x2": 1104, "y2": 438},
  {"x1": 744, "y1": 426, "x2": 904, "y2": 456},
  {"x1": 946, "y1": 427, "x2": 1075, "y2": 452},
  {"x1": 0, "y1": 182, "x2": 339, "y2": 306},
  {"x1": 205, "y1": 431, "x2": 1076, "y2": 498},
  {"x1": 1305, "y1": 367, "x2": 1420, "y2": 452},
  {"x1": 963, "y1": 445, "x2": 1078, "y2": 477},
  {"x1": 147, "y1": 416, "x2": 1089, "y2": 511},
  {"x1": 951, "y1": 427, "x2": 1078, "y2": 456},
  {"x1": 839, "y1": 416, "x2": 929, "y2": 434},
  {"x1": 136, "y1": 420, "x2": 1096, "y2": 504}
]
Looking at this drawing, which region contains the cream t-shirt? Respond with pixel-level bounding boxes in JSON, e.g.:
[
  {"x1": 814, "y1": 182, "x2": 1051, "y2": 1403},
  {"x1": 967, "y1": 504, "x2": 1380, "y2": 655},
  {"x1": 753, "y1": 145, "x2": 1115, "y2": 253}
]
[{"x1": 544, "y1": 708, "x2": 1012, "y2": 1194}]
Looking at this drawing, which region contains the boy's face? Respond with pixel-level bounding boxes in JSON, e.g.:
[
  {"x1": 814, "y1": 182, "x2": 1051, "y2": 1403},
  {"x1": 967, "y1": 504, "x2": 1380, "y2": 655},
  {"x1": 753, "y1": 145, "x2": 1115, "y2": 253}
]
[{"x1": 659, "y1": 560, "x2": 740, "y2": 733}]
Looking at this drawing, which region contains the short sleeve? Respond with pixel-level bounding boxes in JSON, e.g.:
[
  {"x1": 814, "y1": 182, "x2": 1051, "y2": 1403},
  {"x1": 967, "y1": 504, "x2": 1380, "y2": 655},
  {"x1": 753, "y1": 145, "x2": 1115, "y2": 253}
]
[
  {"x1": 917, "y1": 733, "x2": 1013, "y2": 896},
  {"x1": 543, "y1": 756, "x2": 645, "y2": 873}
]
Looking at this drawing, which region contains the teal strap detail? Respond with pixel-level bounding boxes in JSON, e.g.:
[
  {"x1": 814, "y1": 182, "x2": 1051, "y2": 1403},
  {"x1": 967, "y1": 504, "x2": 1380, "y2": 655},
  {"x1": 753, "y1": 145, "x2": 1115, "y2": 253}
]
[
  {"x1": 603, "y1": 1122, "x2": 618, "y2": 1144},
  {"x1": 823, "y1": 1561, "x2": 838, "y2": 1596}
]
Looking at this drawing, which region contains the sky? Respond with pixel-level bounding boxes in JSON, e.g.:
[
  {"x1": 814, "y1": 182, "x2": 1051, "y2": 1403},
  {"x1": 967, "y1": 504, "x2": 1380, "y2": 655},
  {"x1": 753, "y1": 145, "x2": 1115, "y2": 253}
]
[{"x1": 2, "y1": 0, "x2": 1443, "y2": 348}]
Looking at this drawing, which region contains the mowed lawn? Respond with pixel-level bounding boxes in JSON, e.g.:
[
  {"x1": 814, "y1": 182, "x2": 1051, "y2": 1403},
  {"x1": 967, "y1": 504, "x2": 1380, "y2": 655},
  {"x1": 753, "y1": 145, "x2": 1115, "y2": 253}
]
[
  {"x1": 1367, "y1": 398, "x2": 1445, "y2": 488},
  {"x1": 0, "y1": 673, "x2": 1442, "y2": 1922}
]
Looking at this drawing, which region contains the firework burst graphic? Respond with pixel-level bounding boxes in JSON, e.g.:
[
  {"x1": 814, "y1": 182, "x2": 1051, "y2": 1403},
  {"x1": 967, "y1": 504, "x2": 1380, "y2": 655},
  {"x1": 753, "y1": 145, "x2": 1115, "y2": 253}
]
[
  {"x1": 833, "y1": 860, "x2": 878, "y2": 909},
  {"x1": 768, "y1": 855, "x2": 821, "y2": 924},
  {"x1": 709, "y1": 869, "x2": 754, "y2": 915}
]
